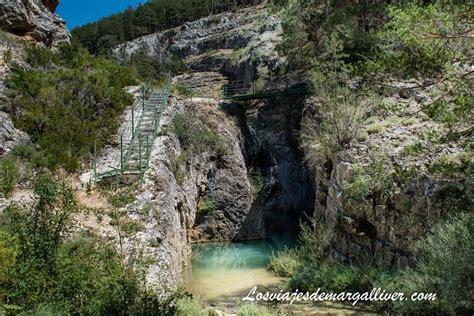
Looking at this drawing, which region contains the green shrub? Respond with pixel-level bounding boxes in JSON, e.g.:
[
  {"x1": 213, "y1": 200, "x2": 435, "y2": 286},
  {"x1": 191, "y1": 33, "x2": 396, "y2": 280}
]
[
  {"x1": 3, "y1": 48, "x2": 12, "y2": 64},
  {"x1": 107, "y1": 185, "x2": 137, "y2": 208},
  {"x1": 248, "y1": 168, "x2": 265, "y2": 199},
  {"x1": 269, "y1": 219, "x2": 332, "y2": 278},
  {"x1": 427, "y1": 152, "x2": 473, "y2": 177},
  {"x1": 301, "y1": 33, "x2": 366, "y2": 165},
  {"x1": 0, "y1": 156, "x2": 19, "y2": 197},
  {"x1": 237, "y1": 303, "x2": 280, "y2": 316},
  {"x1": 344, "y1": 164, "x2": 372, "y2": 203},
  {"x1": 401, "y1": 142, "x2": 423, "y2": 156},
  {"x1": 198, "y1": 196, "x2": 216, "y2": 214},
  {"x1": 344, "y1": 153, "x2": 394, "y2": 205},
  {"x1": 372, "y1": 2, "x2": 469, "y2": 77},
  {"x1": 268, "y1": 248, "x2": 301, "y2": 277},
  {"x1": 172, "y1": 111, "x2": 226, "y2": 157},
  {"x1": 176, "y1": 296, "x2": 204, "y2": 316},
  {"x1": 401, "y1": 117, "x2": 418, "y2": 126},
  {"x1": 366, "y1": 122, "x2": 385, "y2": 134},
  {"x1": 0, "y1": 175, "x2": 170, "y2": 314},
  {"x1": 384, "y1": 212, "x2": 474, "y2": 315},
  {"x1": 8, "y1": 45, "x2": 137, "y2": 172},
  {"x1": 168, "y1": 151, "x2": 188, "y2": 185},
  {"x1": 173, "y1": 84, "x2": 193, "y2": 97}
]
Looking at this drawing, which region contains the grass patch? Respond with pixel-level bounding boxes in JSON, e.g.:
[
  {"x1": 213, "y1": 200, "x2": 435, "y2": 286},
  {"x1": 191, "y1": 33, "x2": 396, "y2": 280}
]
[
  {"x1": 401, "y1": 142, "x2": 423, "y2": 156},
  {"x1": 173, "y1": 84, "x2": 193, "y2": 97},
  {"x1": 168, "y1": 152, "x2": 187, "y2": 186},
  {"x1": 172, "y1": 112, "x2": 226, "y2": 156},
  {"x1": 427, "y1": 152, "x2": 473, "y2": 177},
  {"x1": 366, "y1": 121, "x2": 385, "y2": 134},
  {"x1": 402, "y1": 117, "x2": 418, "y2": 126}
]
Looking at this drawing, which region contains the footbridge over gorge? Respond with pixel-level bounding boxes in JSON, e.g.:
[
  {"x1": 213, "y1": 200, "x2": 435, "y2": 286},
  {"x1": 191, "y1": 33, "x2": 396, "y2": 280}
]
[
  {"x1": 222, "y1": 75, "x2": 310, "y2": 101},
  {"x1": 91, "y1": 73, "x2": 309, "y2": 187}
]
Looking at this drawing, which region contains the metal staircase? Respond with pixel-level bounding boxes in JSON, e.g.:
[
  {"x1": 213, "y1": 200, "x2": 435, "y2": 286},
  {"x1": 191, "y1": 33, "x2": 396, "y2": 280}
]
[{"x1": 92, "y1": 74, "x2": 171, "y2": 185}]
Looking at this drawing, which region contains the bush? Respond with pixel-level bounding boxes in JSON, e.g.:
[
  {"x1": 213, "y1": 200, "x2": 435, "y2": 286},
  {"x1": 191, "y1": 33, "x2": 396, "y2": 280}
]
[
  {"x1": 373, "y1": 3, "x2": 469, "y2": 77},
  {"x1": 0, "y1": 156, "x2": 19, "y2": 197},
  {"x1": 427, "y1": 152, "x2": 473, "y2": 178},
  {"x1": 173, "y1": 84, "x2": 193, "y2": 97},
  {"x1": 268, "y1": 248, "x2": 301, "y2": 277},
  {"x1": 8, "y1": 45, "x2": 137, "y2": 172},
  {"x1": 0, "y1": 175, "x2": 168, "y2": 314},
  {"x1": 384, "y1": 212, "x2": 474, "y2": 314},
  {"x1": 301, "y1": 34, "x2": 366, "y2": 164},
  {"x1": 269, "y1": 219, "x2": 332, "y2": 277},
  {"x1": 168, "y1": 111, "x2": 226, "y2": 184},
  {"x1": 168, "y1": 152, "x2": 188, "y2": 186},
  {"x1": 366, "y1": 122, "x2": 385, "y2": 134},
  {"x1": 248, "y1": 168, "x2": 265, "y2": 199},
  {"x1": 344, "y1": 153, "x2": 394, "y2": 205},
  {"x1": 198, "y1": 196, "x2": 216, "y2": 214},
  {"x1": 176, "y1": 296, "x2": 203, "y2": 316},
  {"x1": 237, "y1": 303, "x2": 280, "y2": 316}
]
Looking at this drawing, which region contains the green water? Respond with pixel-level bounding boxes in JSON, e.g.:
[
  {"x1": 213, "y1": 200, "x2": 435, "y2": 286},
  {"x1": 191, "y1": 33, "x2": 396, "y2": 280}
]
[
  {"x1": 183, "y1": 239, "x2": 287, "y2": 305},
  {"x1": 183, "y1": 239, "x2": 378, "y2": 315}
]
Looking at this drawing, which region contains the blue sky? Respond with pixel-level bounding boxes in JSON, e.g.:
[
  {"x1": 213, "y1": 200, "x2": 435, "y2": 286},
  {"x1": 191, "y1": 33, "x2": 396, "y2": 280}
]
[{"x1": 57, "y1": 0, "x2": 144, "y2": 30}]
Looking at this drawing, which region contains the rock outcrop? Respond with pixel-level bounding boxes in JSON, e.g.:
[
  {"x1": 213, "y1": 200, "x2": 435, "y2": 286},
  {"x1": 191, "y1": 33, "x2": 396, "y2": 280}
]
[
  {"x1": 0, "y1": 111, "x2": 30, "y2": 156},
  {"x1": 309, "y1": 84, "x2": 471, "y2": 268},
  {"x1": 114, "y1": 5, "x2": 284, "y2": 83},
  {"x1": 123, "y1": 96, "x2": 259, "y2": 291},
  {"x1": 0, "y1": 0, "x2": 70, "y2": 47},
  {"x1": 108, "y1": 5, "x2": 314, "y2": 290}
]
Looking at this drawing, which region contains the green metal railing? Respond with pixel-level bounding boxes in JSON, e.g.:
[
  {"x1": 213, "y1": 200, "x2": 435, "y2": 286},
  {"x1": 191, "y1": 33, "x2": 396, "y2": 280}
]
[
  {"x1": 222, "y1": 78, "x2": 309, "y2": 101},
  {"x1": 92, "y1": 74, "x2": 172, "y2": 186}
]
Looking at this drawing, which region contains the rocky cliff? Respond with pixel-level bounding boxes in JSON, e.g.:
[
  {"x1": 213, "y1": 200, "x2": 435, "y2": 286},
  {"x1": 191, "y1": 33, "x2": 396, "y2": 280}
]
[
  {"x1": 108, "y1": 5, "x2": 313, "y2": 290},
  {"x1": 112, "y1": 4, "x2": 472, "y2": 283},
  {"x1": 309, "y1": 83, "x2": 471, "y2": 268},
  {"x1": 0, "y1": 0, "x2": 70, "y2": 47},
  {"x1": 114, "y1": 4, "x2": 284, "y2": 84},
  {"x1": 0, "y1": 0, "x2": 69, "y2": 155}
]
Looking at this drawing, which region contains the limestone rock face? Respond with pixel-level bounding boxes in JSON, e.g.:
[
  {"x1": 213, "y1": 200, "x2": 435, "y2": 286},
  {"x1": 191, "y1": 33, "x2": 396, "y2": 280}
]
[
  {"x1": 0, "y1": 111, "x2": 30, "y2": 156},
  {"x1": 0, "y1": 0, "x2": 70, "y2": 47},
  {"x1": 309, "y1": 84, "x2": 470, "y2": 268},
  {"x1": 113, "y1": 5, "x2": 285, "y2": 83},
  {"x1": 124, "y1": 97, "x2": 259, "y2": 290}
]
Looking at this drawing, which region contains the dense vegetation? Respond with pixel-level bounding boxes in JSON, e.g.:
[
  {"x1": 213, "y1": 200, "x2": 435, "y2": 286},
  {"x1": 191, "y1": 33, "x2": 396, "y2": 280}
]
[
  {"x1": 4, "y1": 45, "x2": 137, "y2": 172},
  {"x1": 0, "y1": 174, "x2": 196, "y2": 315},
  {"x1": 270, "y1": 212, "x2": 474, "y2": 314},
  {"x1": 72, "y1": 0, "x2": 263, "y2": 55},
  {"x1": 271, "y1": 0, "x2": 472, "y2": 160},
  {"x1": 268, "y1": 0, "x2": 473, "y2": 314}
]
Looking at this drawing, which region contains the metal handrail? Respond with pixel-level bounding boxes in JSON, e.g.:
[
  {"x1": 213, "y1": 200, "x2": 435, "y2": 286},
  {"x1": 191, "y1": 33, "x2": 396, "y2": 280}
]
[{"x1": 93, "y1": 72, "x2": 172, "y2": 185}]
